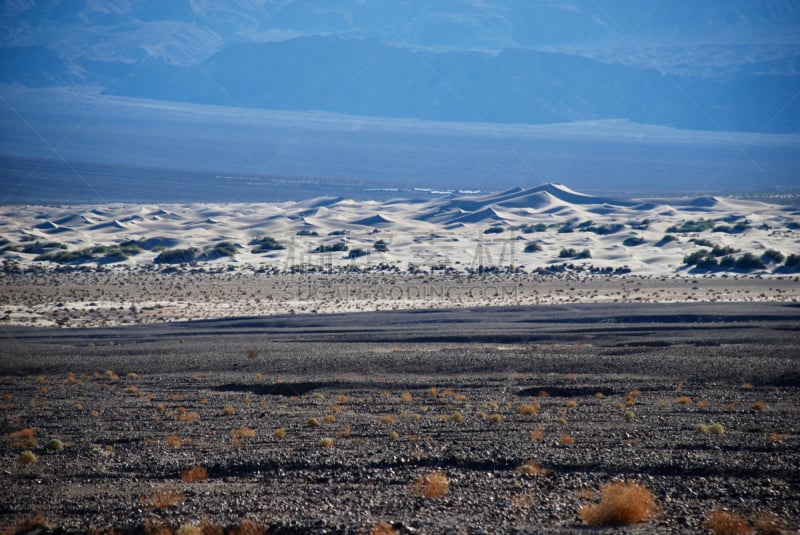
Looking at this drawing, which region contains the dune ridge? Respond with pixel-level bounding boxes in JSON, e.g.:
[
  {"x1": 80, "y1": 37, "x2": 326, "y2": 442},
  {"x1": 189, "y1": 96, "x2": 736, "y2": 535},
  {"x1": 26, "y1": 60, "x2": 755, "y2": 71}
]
[{"x1": 1, "y1": 184, "x2": 795, "y2": 278}]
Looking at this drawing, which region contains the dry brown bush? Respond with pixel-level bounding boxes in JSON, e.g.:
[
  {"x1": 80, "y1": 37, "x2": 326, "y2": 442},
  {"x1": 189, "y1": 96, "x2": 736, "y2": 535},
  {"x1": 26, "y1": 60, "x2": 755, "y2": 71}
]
[
  {"x1": 753, "y1": 512, "x2": 786, "y2": 535},
  {"x1": 231, "y1": 519, "x2": 266, "y2": 535},
  {"x1": 704, "y1": 510, "x2": 752, "y2": 535},
  {"x1": 516, "y1": 403, "x2": 540, "y2": 415},
  {"x1": 9, "y1": 427, "x2": 37, "y2": 449},
  {"x1": 412, "y1": 470, "x2": 450, "y2": 499},
  {"x1": 142, "y1": 485, "x2": 185, "y2": 510},
  {"x1": 367, "y1": 521, "x2": 399, "y2": 534},
  {"x1": 180, "y1": 466, "x2": 208, "y2": 482},
  {"x1": 579, "y1": 481, "x2": 658, "y2": 526}
]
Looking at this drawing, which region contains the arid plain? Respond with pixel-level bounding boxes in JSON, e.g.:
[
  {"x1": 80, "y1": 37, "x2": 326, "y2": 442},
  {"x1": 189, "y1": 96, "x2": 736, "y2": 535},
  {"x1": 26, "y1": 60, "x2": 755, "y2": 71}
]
[{"x1": 1, "y1": 186, "x2": 799, "y2": 534}]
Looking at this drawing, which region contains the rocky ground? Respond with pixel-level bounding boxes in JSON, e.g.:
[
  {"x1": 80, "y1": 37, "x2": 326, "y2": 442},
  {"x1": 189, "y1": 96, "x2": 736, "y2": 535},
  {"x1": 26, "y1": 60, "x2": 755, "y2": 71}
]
[{"x1": 1, "y1": 303, "x2": 799, "y2": 534}]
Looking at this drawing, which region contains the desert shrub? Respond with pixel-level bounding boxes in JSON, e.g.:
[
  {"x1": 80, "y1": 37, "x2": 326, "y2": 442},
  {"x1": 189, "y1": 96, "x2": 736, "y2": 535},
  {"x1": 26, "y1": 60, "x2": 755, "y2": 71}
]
[
  {"x1": 785, "y1": 254, "x2": 800, "y2": 267},
  {"x1": 704, "y1": 510, "x2": 751, "y2": 535},
  {"x1": 713, "y1": 221, "x2": 750, "y2": 234},
  {"x1": 523, "y1": 242, "x2": 542, "y2": 253},
  {"x1": 7, "y1": 514, "x2": 52, "y2": 534},
  {"x1": 623, "y1": 236, "x2": 645, "y2": 246},
  {"x1": 668, "y1": 219, "x2": 715, "y2": 233},
  {"x1": 450, "y1": 411, "x2": 464, "y2": 422},
  {"x1": 46, "y1": 438, "x2": 64, "y2": 451},
  {"x1": 312, "y1": 241, "x2": 347, "y2": 253},
  {"x1": 752, "y1": 400, "x2": 768, "y2": 411},
  {"x1": 735, "y1": 253, "x2": 765, "y2": 270},
  {"x1": 232, "y1": 426, "x2": 256, "y2": 437},
  {"x1": 16, "y1": 450, "x2": 37, "y2": 464},
  {"x1": 318, "y1": 437, "x2": 334, "y2": 447},
  {"x1": 719, "y1": 255, "x2": 736, "y2": 269},
  {"x1": 274, "y1": 427, "x2": 287, "y2": 439},
  {"x1": 10, "y1": 428, "x2": 37, "y2": 449},
  {"x1": 583, "y1": 223, "x2": 624, "y2": 235},
  {"x1": 488, "y1": 413, "x2": 504, "y2": 423},
  {"x1": 530, "y1": 428, "x2": 546, "y2": 442},
  {"x1": 368, "y1": 522, "x2": 399, "y2": 535},
  {"x1": 251, "y1": 236, "x2": 285, "y2": 253},
  {"x1": 692, "y1": 238, "x2": 714, "y2": 247},
  {"x1": 347, "y1": 248, "x2": 368, "y2": 259},
  {"x1": 516, "y1": 223, "x2": 547, "y2": 233},
  {"x1": 658, "y1": 234, "x2": 678, "y2": 245},
  {"x1": 761, "y1": 249, "x2": 784, "y2": 264},
  {"x1": 558, "y1": 223, "x2": 575, "y2": 233},
  {"x1": 556, "y1": 435, "x2": 575, "y2": 446},
  {"x1": 695, "y1": 424, "x2": 710, "y2": 434},
  {"x1": 484, "y1": 226, "x2": 504, "y2": 234},
  {"x1": 559, "y1": 248, "x2": 591, "y2": 259},
  {"x1": 753, "y1": 512, "x2": 786, "y2": 535},
  {"x1": 623, "y1": 411, "x2": 635, "y2": 421},
  {"x1": 412, "y1": 470, "x2": 450, "y2": 498},
  {"x1": 683, "y1": 249, "x2": 718, "y2": 269},
  {"x1": 709, "y1": 423, "x2": 725, "y2": 435},
  {"x1": 180, "y1": 466, "x2": 208, "y2": 482},
  {"x1": 579, "y1": 481, "x2": 658, "y2": 526},
  {"x1": 516, "y1": 403, "x2": 540, "y2": 415},
  {"x1": 517, "y1": 461, "x2": 552, "y2": 477},
  {"x1": 296, "y1": 229, "x2": 318, "y2": 236},
  {"x1": 142, "y1": 485, "x2": 185, "y2": 510},
  {"x1": 211, "y1": 241, "x2": 238, "y2": 257},
  {"x1": 154, "y1": 248, "x2": 198, "y2": 264},
  {"x1": 373, "y1": 239, "x2": 389, "y2": 252}
]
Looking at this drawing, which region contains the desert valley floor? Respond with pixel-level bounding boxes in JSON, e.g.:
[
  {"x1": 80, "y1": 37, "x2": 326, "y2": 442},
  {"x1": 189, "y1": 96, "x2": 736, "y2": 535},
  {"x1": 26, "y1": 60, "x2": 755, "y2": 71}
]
[
  {"x1": 1, "y1": 303, "x2": 799, "y2": 534},
  {"x1": 1, "y1": 186, "x2": 799, "y2": 533}
]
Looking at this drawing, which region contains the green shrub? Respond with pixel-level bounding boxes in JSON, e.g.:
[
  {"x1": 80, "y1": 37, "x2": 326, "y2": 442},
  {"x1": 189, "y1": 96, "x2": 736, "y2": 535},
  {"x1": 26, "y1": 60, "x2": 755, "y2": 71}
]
[
  {"x1": 667, "y1": 219, "x2": 715, "y2": 233},
  {"x1": 523, "y1": 242, "x2": 542, "y2": 253},
  {"x1": 312, "y1": 241, "x2": 348, "y2": 253},
  {"x1": 373, "y1": 239, "x2": 389, "y2": 252},
  {"x1": 623, "y1": 236, "x2": 645, "y2": 247},
  {"x1": 558, "y1": 248, "x2": 591, "y2": 259},
  {"x1": 785, "y1": 254, "x2": 800, "y2": 267},
  {"x1": 251, "y1": 236, "x2": 285, "y2": 253},
  {"x1": 713, "y1": 221, "x2": 749, "y2": 234},
  {"x1": 735, "y1": 253, "x2": 765, "y2": 270},
  {"x1": 154, "y1": 248, "x2": 198, "y2": 264},
  {"x1": 211, "y1": 242, "x2": 238, "y2": 257},
  {"x1": 515, "y1": 223, "x2": 547, "y2": 233},
  {"x1": 761, "y1": 249, "x2": 784, "y2": 264},
  {"x1": 483, "y1": 227, "x2": 504, "y2": 234},
  {"x1": 347, "y1": 248, "x2": 368, "y2": 259}
]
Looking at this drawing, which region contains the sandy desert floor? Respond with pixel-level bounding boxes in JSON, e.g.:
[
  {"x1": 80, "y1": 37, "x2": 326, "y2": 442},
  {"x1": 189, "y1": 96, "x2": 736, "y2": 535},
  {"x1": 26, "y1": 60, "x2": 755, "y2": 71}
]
[{"x1": 1, "y1": 303, "x2": 798, "y2": 534}]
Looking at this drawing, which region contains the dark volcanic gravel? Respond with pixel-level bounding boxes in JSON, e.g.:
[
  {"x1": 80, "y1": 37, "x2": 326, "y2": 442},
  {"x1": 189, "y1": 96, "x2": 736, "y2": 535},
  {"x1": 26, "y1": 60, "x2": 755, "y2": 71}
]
[{"x1": 0, "y1": 303, "x2": 798, "y2": 534}]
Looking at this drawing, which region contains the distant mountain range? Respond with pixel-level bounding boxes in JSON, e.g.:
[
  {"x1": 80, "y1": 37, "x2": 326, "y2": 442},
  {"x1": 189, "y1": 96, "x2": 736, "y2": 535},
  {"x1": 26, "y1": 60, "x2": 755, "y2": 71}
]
[{"x1": 1, "y1": 0, "x2": 799, "y2": 133}]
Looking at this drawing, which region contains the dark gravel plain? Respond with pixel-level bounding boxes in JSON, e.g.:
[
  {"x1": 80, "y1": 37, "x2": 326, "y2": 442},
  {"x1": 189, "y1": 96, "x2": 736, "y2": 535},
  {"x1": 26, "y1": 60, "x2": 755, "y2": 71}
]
[{"x1": 1, "y1": 302, "x2": 799, "y2": 534}]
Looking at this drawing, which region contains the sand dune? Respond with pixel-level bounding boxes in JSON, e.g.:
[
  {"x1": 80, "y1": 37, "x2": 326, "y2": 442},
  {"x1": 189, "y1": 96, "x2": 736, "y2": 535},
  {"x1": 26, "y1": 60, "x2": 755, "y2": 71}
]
[{"x1": 0, "y1": 185, "x2": 797, "y2": 280}]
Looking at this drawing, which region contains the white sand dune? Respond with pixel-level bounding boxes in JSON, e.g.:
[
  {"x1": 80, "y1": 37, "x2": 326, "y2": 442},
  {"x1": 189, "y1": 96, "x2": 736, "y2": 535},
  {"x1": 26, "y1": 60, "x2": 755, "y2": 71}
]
[{"x1": 0, "y1": 184, "x2": 797, "y2": 279}]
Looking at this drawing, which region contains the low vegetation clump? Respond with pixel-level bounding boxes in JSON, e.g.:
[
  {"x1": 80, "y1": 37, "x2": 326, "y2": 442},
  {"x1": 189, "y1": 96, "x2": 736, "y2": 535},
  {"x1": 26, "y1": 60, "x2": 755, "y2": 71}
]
[
  {"x1": 373, "y1": 239, "x2": 389, "y2": 252},
  {"x1": 515, "y1": 223, "x2": 548, "y2": 233},
  {"x1": 667, "y1": 219, "x2": 715, "y2": 233},
  {"x1": 250, "y1": 236, "x2": 285, "y2": 252},
  {"x1": 412, "y1": 470, "x2": 450, "y2": 499},
  {"x1": 483, "y1": 226, "x2": 504, "y2": 234},
  {"x1": 559, "y1": 248, "x2": 591, "y2": 259},
  {"x1": 703, "y1": 510, "x2": 751, "y2": 535},
  {"x1": 761, "y1": 249, "x2": 784, "y2": 264},
  {"x1": 312, "y1": 241, "x2": 348, "y2": 253},
  {"x1": 142, "y1": 485, "x2": 185, "y2": 510},
  {"x1": 623, "y1": 236, "x2": 645, "y2": 246},
  {"x1": 785, "y1": 254, "x2": 800, "y2": 268},
  {"x1": 46, "y1": 438, "x2": 65, "y2": 451},
  {"x1": 10, "y1": 428, "x2": 37, "y2": 449},
  {"x1": 517, "y1": 461, "x2": 552, "y2": 477},
  {"x1": 16, "y1": 450, "x2": 37, "y2": 464},
  {"x1": 210, "y1": 241, "x2": 238, "y2": 257},
  {"x1": 347, "y1": 248, "x2": 368, "y2": 259},
  {"x1": 579, "y1": 480, "x2": 658, "y2": 526},
  {"x1": 708, "y1": 423, "x2": 725, "y2": 435},
  {"x1": 713, "y1": 221, "x2": 750, "y2": 234},
  {"x1": 516, "y1": 403, "x2": 540, "y2": 415},
  {"x1": 319, "y1": 437, "x2": 334, "y2": 447},
  {"x1": 180, "y1": 466, "x2": 208, "y2": 482},
  {"x1": 154, "y1": 247, "x2": 199, "y2": 264},
  {"x1": 523, "y1": 242, "x2": 542, "y2": 253}
]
